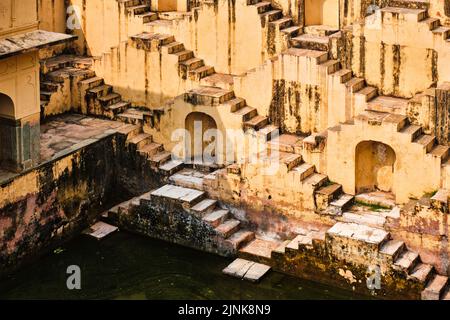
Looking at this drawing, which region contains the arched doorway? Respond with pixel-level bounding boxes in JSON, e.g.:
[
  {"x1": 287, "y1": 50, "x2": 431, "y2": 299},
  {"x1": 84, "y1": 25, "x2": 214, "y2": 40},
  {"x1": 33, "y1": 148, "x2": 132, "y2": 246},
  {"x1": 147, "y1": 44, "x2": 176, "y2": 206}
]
[
  {"x1": 0, "y1": 93, "x2": 14, "y2": 118},
  {"x1": 185, "y1": 112, "x2": 218, "y2": 165},
  {"x1": 305, "y1": 0, "x2": 339, "y2": 28},
  {"x1": 355, "y1": 141, "x2": 396, "y2": 194},
  {"x1": 0, "y1": 92, "x2": 16, "y2": 168}
]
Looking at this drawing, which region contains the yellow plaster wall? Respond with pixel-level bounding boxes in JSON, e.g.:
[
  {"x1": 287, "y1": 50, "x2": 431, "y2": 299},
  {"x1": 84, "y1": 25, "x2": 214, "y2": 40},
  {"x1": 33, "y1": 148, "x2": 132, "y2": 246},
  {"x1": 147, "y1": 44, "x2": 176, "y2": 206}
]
[{"x1": 0, "y1": 52, "x2": 40, "y2": 120}]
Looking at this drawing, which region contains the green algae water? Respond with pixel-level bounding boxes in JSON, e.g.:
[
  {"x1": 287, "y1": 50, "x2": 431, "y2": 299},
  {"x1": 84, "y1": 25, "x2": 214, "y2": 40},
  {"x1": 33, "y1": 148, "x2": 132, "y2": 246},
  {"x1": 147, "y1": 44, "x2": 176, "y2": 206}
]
[{"x1": 0, "y1": 232, "x2": 367, "y2": 300}]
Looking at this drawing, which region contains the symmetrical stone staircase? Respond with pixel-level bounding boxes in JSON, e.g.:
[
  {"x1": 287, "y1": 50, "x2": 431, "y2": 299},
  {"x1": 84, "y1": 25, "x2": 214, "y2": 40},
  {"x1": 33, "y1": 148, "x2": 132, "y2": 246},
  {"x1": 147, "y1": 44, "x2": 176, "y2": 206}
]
[
  {"x1": 238, "y1": 217, "x2": 450, "y2": 299},
  {"x1": 104, "y1": 167, "x2": 257, "y2": 255}
]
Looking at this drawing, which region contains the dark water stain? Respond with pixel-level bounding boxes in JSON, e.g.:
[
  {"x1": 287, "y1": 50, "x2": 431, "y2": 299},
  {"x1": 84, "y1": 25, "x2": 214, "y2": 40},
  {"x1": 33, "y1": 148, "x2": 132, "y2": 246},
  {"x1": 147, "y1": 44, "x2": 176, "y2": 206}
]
[{"x1": 0, "y1": 232, "x2": 369, "y2": 300}]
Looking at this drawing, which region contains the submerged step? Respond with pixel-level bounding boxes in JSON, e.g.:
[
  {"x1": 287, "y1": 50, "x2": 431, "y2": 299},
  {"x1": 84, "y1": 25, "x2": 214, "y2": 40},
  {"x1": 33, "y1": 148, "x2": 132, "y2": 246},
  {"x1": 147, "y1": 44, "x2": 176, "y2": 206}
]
[
  {"x1": 83, "y1": 221, "x2": 118, "y2": 240},
  {"x1": 222, "y1": 258, "x2": 271, "y2": 282}
]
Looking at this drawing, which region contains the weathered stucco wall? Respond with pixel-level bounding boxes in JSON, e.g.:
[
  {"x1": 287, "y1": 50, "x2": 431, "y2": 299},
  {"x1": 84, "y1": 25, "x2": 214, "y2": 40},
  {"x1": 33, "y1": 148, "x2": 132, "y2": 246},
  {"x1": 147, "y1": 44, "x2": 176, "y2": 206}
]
[
  {"x1": 0, "y1": 134, "x2": 116, "y2": 275},
  {"x1": 0, "y1": 128, "x2": 166, "y2": 275}
]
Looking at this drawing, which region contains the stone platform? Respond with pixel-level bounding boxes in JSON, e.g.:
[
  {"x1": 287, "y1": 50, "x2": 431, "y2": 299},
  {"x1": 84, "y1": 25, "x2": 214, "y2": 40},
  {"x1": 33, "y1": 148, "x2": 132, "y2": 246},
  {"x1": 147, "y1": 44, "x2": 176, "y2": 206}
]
[{"x1": 0, "y1": 114, "x2": 125, "y2": 184}]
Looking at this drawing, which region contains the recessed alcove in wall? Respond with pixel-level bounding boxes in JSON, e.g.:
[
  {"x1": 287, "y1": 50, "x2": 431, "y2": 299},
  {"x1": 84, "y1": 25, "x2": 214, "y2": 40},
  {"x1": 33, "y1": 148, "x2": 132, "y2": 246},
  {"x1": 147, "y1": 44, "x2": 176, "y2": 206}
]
[
  {"x1": 304, "y1": 0, "x2": 339, "y2": 28},
  {"x1": 355, "y1": 140, "x2": 396, "y2": 195},
  {"x1": 185, "y1": 112, "x2": 218, "y2": 164}
]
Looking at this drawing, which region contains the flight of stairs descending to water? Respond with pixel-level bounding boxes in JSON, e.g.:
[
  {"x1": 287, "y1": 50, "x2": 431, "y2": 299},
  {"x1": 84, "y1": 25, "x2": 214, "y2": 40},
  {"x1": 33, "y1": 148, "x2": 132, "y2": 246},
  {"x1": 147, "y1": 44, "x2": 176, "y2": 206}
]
[
  {"x1": 237, "y1": 217, "x2": 450, "y2": 299},
  {"x1": 103, "y1": 167, "x2": 257, "y2": 256}
]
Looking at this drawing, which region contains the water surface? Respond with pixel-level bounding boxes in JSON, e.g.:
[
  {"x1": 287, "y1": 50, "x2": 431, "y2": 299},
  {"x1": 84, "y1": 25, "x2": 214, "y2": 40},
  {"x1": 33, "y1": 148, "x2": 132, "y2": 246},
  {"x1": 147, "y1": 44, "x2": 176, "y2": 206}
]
[{"x1": 0, "y1": 232, "x2": 368, "y2": 300}]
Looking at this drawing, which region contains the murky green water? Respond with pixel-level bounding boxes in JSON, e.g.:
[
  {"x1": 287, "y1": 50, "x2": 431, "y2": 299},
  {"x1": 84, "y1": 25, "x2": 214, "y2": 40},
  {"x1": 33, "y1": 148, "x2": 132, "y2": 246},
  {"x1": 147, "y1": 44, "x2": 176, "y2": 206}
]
[{"x1": 0, "y1": 232, "x2": 368, "y2": 300}]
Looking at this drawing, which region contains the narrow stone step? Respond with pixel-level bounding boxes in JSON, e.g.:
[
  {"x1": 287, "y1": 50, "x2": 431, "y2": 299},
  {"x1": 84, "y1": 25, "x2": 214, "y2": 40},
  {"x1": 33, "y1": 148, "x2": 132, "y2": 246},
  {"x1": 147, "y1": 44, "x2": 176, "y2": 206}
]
[
  {"x1": 286, "y1": 234, "x2": 313, "y2": 251},
  {"x1": 319, "y1": 59, "x2": 340, "y2": 74},
  {"x1": 226, "y1": 230, "x2": 255, "y2": 250},
  {"x1": 340, "y1": 212, "x2": 385, "y2": 228},
  {"x1": 141, "y1": 12, "x2": 158, "y2": 23},
  {"x1": 332, "y1": 69, "x2": 353, "y2": 83},
  {"x1": 291, "y1": 34, "x2": 330, "y2": 51},
  {"x1": 421, "y1": 275, "x2": 448, "y2": 300},
  {"x1": 40, "y1": 81, "x2": 59, "y2": 92},
  {"x1": 421, "y1": 17, "x2": 440, "y2": 30},
  {"x1": 151, "y1": 184, "x2": 205, "y2": 206},
  {"x1": 414, "y1": 134, "x2": 435, "y2": 152},
  {"x1": 380, "y1": 7, "x2": 427, "y2": 22},
  {"x1": 216, "y1": 219, "x2": 241, "y2": 237},
  {"x1": 200, "y1": 73, "x2": 234, "y2": 90},
  {"x1": 79, "y1": 76, "x2": 104, "y2": 89},
  {"x1": 393, "y1": 250, "x2": 420, "y2": 273},
  {"x1": 162, "y1": 41, "x2": 184, "y2": 54},
  {"x1": 40, "y1": 91, "x2": 53, "y2": 101},
  {"x1": 254, "y1": 1, "x2": 271, "y2": 14},
  {"x1": 400, "y1": 124, "x2": 422, "y2": 142},
  {"x1": 189, "y1": 65, "x2": 215, "y2": 81},
  {"x1": 315, "y1": 183, "x2": 342, "y2": 209},
  {"x1": 128, "y1": 4, "x2": 150, "y2": 15},
  {"x1": 292, "y1": 163, "x2": 315, "y2": 180},
  {"x1": 98, "y1": 93, "x2": 122, "y2": 107},
  {"x1": 257, "y1": 125, "x2": 280, "y2": 141},
  {"x1": 271, "y1": 17, "x2": 292, "y2": 30},
  {"x1": 327, "y1": 222, "x2": 390, "y2": 246},
  {"x1": 233, "y1": 106, "x2": 258, "y2": 121},
  {"x1": 260, "y1": 9, "x2": 283, "y2": 22},
  {"x1": 184, "y1": 86, "x2": 234, "y2": 106},
  {"x1": 281, "y1": 26, "x2": 301, "y2": 37},
  {"x1": 169, "y1": 172, "x2": 204, "y2": 190},
  {"x1": 180, "y1": 57, "x2": 204, "y2": 72},
  {"x1": 128, "y1": 133, "x2": 152, "y2": 148},
  {"x1": 106, "y1": 101, "x2": 131, "y2": 114},
  {"x1": 303, "y1": 173, "x2": 328, "y2": 190},
  {"x1": 345, "y1": 77, "x2": 365, "y2": 92},
  {"x1": 267, "y1": 134, "x2": 303, "y2": 154},
  {"x1": 239, "y1": 238, "x2": 281, "y2": 259},
  {"x1": 190, "y1": 199, "x2": 217, "y2": 216},
  {"x1": 244, "y1": 115, "x2": 269, "y2": 131},
  {"x1": 138, "y1": 142, "x2": 164, "y2": 157},
  {"x1": 88, "y1": 84, "x2": 112, "y2": 97},
  {"x1": 203, "y1": 209, "x2": 230, "y2": 227},
  {"x1": 222, "y1": 258, "x2": 271, "y2": 282},
  {"x1": 225, "y1": 97, "x2": 246, "y2": 112},
  {"x1": 355, "y1": 86, "x2": 378, "y2": 102},
  {"x1": 432, "y1": 26, "x2": 450, "y2": 40},
  {"x1": 380, "y1": 239, "x2": 406, "y2": 262},
  {"x1": 173, "y1": 49, "x2": 194, "y2": 62},
  {"x1": 409, "y1": 263, "x2": 434, "y2": 283},
  {"x1": 158, "y1": 159, "x2": 184, "y2": 175},
  {"x1": 149, "y1": 151, "x2": 172, "y2": 166},
  {"x1": 429, "y1": 145, "x2": 449, "y2": 159}
]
